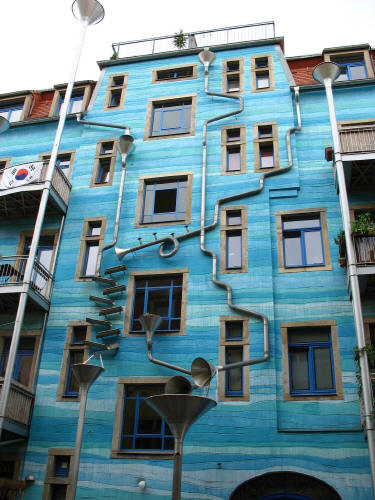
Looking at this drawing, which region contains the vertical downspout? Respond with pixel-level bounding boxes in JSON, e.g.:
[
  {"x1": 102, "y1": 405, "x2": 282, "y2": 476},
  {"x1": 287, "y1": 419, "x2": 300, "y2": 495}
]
[{"x1": 321, "y1": 75, "x2": 375, "y2": 496}]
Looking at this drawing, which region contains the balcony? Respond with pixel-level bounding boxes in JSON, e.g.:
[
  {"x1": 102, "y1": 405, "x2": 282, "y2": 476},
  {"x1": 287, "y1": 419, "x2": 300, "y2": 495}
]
[
  {"x1": 0, "y1": 162, "x2": 72, "y2": 218},
  {"x1": 111, "y1": 22, "x2": 275, "y2": 59},
  {"x1": 0, "y1": 380, "x2": 34, "y2": 440},
  {"x1": 340, "y1": 126, "x2": 375, "y2": 155},
  {"x1": 0, "y1": 255, "x2": 54, "y2": 312}
]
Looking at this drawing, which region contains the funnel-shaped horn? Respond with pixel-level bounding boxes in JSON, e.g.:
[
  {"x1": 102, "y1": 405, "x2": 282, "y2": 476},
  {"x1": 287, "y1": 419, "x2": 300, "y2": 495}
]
[
  {"x1": 117, "y1": 134, "x2": 135, "y2": 165},
  {"x1": 312, "y1": 62, "x2": 340, "y2": 84},
  {"x1": 115, "y1": 247, "x2": 131, "y2": 260},
  {"x1": 146, "y1": 394, "x2": 216, "y2": 442},
  {"x1": 139, "y1": 313, "x2": 162, "y2": 335},
  {"x1": 198, "y1": 48, "x2": 216, "y2": 68},
  {"x1": 72, "y1": 0, "x2": 105, "y2": 25},
  {"x1": 0, "y1": 117, "x2": 9, "y2": 135},
  {"x1": 165, "y1": 376, "x2": 193, "y2": 395},
  {"x1": 191, "y1": 357, "x2": 216, "y2": 388},
  {"x1": 71, "y1": 363, "x2": 104, "y2": 391}
]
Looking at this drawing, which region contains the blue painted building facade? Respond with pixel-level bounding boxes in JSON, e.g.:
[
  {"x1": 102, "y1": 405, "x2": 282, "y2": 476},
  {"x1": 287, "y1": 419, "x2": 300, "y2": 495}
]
[{"x1": 0, "y1": 26, "x2": 374, "y2": 499}]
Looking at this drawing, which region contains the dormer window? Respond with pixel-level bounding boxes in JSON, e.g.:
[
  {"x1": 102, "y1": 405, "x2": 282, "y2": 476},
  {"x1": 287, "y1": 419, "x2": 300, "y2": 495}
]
[
  {"x1": 49, "y1": 84, "x2": 91, "y2": 118},
  {"x1": 0, "y1": 104, "x2": 23, "y2": 123},
  {"x1": 0, "y1": 94, "x2": 32, "y2": 123},
  {"x1": 331, "y1": 55, "x2": 367, "y2": 81}
]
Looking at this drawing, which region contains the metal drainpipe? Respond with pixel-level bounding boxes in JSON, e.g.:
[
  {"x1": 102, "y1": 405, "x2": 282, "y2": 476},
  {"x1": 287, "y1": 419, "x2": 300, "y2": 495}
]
[
  {"x1": 0, "y1": 18, "x2": 90, "y2": 437},
  {"x1": 321, "y1": 76, "x2": 375, "y2": 495},
  {"x1": 76, "y1": 113, "x2": 130, "y2": 133}
]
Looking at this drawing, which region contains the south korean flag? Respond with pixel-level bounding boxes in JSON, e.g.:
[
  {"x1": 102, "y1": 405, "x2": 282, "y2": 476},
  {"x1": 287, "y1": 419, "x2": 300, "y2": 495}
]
[{"x1": 0, "y1": 161, "x2": 44, "y2": 190}]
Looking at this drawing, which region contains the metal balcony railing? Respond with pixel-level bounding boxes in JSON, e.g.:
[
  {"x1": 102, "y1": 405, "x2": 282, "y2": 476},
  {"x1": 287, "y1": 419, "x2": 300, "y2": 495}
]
[
  {"x1": 0, "y1": 380, "x2": 34, "y2": 428},
  {"x1": 339, "y1": 126, "x2": 375, "y2": 154},
  {"x1": 0, "y1": 162, "x2": 72, "y2": 206},
  {"x1": 354, "y1": 235, "x2": 375, "y2": 265},
  {"x1": 0, "y1": 255, "x2": 54, "y2": 301},
  {"x1": 112, "y1": 22, "x2": 275, "y2": 59}
]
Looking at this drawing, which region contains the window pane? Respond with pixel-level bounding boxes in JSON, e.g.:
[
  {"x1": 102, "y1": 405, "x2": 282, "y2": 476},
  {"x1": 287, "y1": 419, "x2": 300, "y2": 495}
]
[
  {"x1": 96, "y1": 159, "x2": 110, "y2": 184},
  {"x1": 162, "y1": 108, "x2": 181, "y2": 130},
  {"x1": 255, "y1": 58, "x2": 268, "y2": 68},
  {"x1": 123, "y1": 398, "x2": 136, "y2": 435},
  {"x1": 290, "y1": 348, "x2": 309, "y2": 390},
  {"x1": 176, "y1": 185, "x2": 187, "y2": 216},
  {"x1": 147, "y1": 289, "x2": 170, "y2": 317},
  {"x1": 228, "y1": 76, "x2": 240, "y2": 92},
  {"x1": 154, "y1": 188, "x2": 177, "y2": 214},
  {"x1": 227, "y1": 60, "x2": 240, "y2": 71},
  {"x1": 226, "y1": 321, "x2": 243, "y2": 339},
  {"x1": 88, "y1": 222, "x2": 101, "y2": 236},
  {"x1": 171, "y1": 287, "x2": 182, "y2": 319},
  {"x1": 350, "y1": 64, "x2": 367, "y2": 80},
  {"x1": 72, "y1": 326, "x2": 87, "y2": 344},
  {"x1": 227, "y1": 232, "x2": 242, "y2": 268},
  {"x1": 132, "y1": 288, "x2": 145, "y2": 330},
  {"x1": 227, "y1": 146, "x2": 241, "y2": 171},
  {"x1": 258, "y1": 125, "x2": 273, "y2": 138},
  {"x1": 284, "y1": 233, "x2": 302, "y2": 267},
  {"x1": 289, "y1": 328, "x2": 330, "y2": 343},
  {"x1": 54, "y1": 456, "x2": 70, "y2": 478},
  {"x1": 17, "y1": 353, "x2": 33, "y2": 386},
  {"x1": 151, "y1": 108, "x2": 162, "y2": 135},
  {"x1": 182, "y1": 105, "x2": 192, "y2": 130},
  {"x1": 259, "y1": 144, "x2": 274, "y2": 168},
  {"x1": 101, "y1": 142, "x2": 114, "y2": 154},
  {"x1": 227, "y1": 129, "x2": 241, "y2": 142},
  {"x1": 304, "y1": 230, "x2": 324, "y2": 265},
  {"x1": 256, "y1": 72, "x2": 270, "y2": 89},
  {"x1": 50, "y1": 484, "x2": 68, "y2": 500},
  {"x1": 226, "y1": 347, "x2": 243, "y2": 392},
  {"x1": 70, "y1": 98, "x2": 83, "y2": 114},
  {"x1": 138, "y1": 400, "x2": 162, "y2": 434},
  {"x1": 67, "y1": 350, "x2": 83, "y2": 394},
  {"x1": 336, "y1": 66, "x2": 348, "y2": 81},
  {"x1": 227, "y1": 211, "x2": 242, "y2": 226},
  {"x1": 283, "y1": 216, "x2": 320, "y2": 230},
  {"x1": 112, "y1": 76, "x2": 124, "y2": 86},
  {"x1": 314, "y1": 347, "x2": 334, "y2": 390},
  {"x1": 83, "y1": 243, "x2": 99, "y2": 276},
  {"x1": 9, "y1": 108, "x2": 23, "y2": 122}
]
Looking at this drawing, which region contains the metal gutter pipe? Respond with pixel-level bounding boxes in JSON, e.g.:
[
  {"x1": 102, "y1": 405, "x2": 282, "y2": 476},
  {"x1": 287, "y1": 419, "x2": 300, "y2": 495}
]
[
  {"x1": 76, "y1": 112, "x2": 130, "y2": 133},
  {"x1": 313, "y1": 61, "x2": 375, "y2": 496}
]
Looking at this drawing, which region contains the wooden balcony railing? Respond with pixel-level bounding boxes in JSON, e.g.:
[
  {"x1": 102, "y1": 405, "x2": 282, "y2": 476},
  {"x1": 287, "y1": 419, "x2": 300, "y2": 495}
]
[
  {"x1": 354, "y1": 235, "x2": 375, "y2": 265},
  {"x1": 340, "y1": 126, "x2": 375, "y2": 154},
  {"x1": 0, "y1": 380, "x2": 34, "y2": 428}
]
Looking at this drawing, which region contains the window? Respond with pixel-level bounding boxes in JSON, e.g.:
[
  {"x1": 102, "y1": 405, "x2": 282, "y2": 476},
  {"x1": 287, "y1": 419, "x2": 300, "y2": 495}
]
[
  {"x1": 281, "y1": 321, "x2": 343, "y2": 400},
  {"x1": 221, "y1": 126, "x2": 246, "y2": 175},
  {"x1": 332, "y1": 55, "x2": 367, "y2": 81},
  {"x1": 0, "y1": 158, "x2": 10, "y2": 171},
  {"x1": 0, "y1": 333, "x2": 40, "y2": 389},
  {"x1": 0, "y1": 104, "x2": 23, "y2": 122},
  {"x1": 42, "y1": 449, "x2": 74, "y2": 500},
  {"x1": 39, "y1": 150, "x2": 75, "y2": 180},
  {"x1": 103, "y1": 73, "x2": 128, "y2": 110},
  {"x1": 57, "y1": 323, "x2": 91, "y2": 401},
  {"x1": 135, "y1": 172, "x2": 193, "y2": 227},
  {"x1": 152, "y1": 64, "x2": 197, "y2": 83},
  {"x1": 0, "y1": 95, "x2": 32, "y2": 123},
  {"x1": 0, "y1": 457, "x2": 20, "y2": 500},
  {"x1": 222, "y1": 58, "x2": 244, "y2": 94},
  {"x1": 251, "y1": 54, "x2": 274, "y2": 92},
  {"x1": 90, "y1": 139, "x2": 117, "y2": 187},
  {"x1": 124, "y1": 269, "x2": 188, "y2": 337},
  {"x1": 144, "y1": 94, "x2": 196, "y2": 140},
  {"x1": 219, "y1": 317, "x2": 249, "y2": 401},
  {"x1": 111, "y1": 378, "x2": 174, "y2": 457},
  {"x1": 220, "y1": 206, "x2": 248, "y2": 273},
  {"x1": 75, "y1": 217, "x2": 106, "y2": 281},
  {"x1": 49, "y1": 85, "x2": 91, "y2": 117},
  {"x1": 276, "y1": 209, "x2": 331, "y2": 273},
  {"x1": 253, "y1": 122, "x2": 279, "y2": 172}
]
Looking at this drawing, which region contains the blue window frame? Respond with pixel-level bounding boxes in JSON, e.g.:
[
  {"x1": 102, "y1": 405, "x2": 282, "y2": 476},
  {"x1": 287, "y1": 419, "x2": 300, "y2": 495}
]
[
  {"x1": 55, "y1": 92, "x2": 84, "y2": 116},
  {"x1": 95, "y1": 158, "x2": 111, "y2": 184},
  {"x1": 332, "y1": 56, "x2": 368, "y2": 81},
  {"x1": 0, "y1": 337, "x2": 35, "y2": 386},
  {"x1": 142, "y1": 178, "x2": 188, "y2": 223},
  {"x1": 225, "y1": 347, "x2": 243, "y2": 396},
  {"x1": 227, "y1": 145, "x2": 241, "y2": 171},
  {"x1": 55, "y1": 154, "x2": 71, "y2": 171},
  {"x1": 288, "y1": 326, "x2": 335, "y2": 395},
  {"x1": 282, "y1": 214, "x2": 324, "y2": 268},
  {"x1": 0, "y1": 104, "x2": 23, "y2": 122},
  {"x1": 226, "y1": 230, "x2": 242, "y2": 269},
  {"x1": 131, "y1": 275, "x2": 182, "y2": 333},
  {"x1": 151, "y1": 99, "x2": 192, "y2": 137},
  {"x1": 64, "y1": 326, "x2": 86, "y2": 397},
  {"x1": 120, "y1": 384, "x2": 174, "y2": 452}
]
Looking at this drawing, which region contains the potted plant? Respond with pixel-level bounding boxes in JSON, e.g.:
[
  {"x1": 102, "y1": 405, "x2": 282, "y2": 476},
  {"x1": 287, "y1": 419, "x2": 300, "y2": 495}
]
[
  {"x1": 334, "y1": 229, "x2": 346, "y2": 266},
  {"x1": 173, "y1": 30, "x2": 187, "y2": 50},
  {"x1": 351, "y1": 211, "x2": 375, "y2": 236}
]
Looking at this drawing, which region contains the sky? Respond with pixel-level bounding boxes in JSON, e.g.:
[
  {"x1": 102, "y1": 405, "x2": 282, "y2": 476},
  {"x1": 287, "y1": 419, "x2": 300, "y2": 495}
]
[{"x1": 1, "y1": 0, "x2": 374, "y2": 94}]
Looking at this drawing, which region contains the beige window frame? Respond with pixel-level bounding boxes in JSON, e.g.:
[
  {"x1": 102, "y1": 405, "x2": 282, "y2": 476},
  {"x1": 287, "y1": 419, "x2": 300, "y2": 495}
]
[
  {"x1": 218, "y1": 316, "x2": 249, "y2": 402},
  {"x1": 251, "y1": 54, "x2": 274, "y2": 93},
  {"x1": 103, "y1": 73, "x2": 128, "y2": 111},
  {"x1": 276, "y1": 208, "x2": 332, "y2": 273},
  {"x1": 220, "y1": 206, "x2": 248, "y2": 274},
  {"x1": 0, "y1": 157, "x2": 11, "y2": 170},
  {"x1": 253, "y1": 121, "x2": 279, "y2": 172},
  {"x1": 281, "y1": 320, "x2": 343, "y2": 401},
  {"x1": 49, "y1": 84, "x2": 91, "y2": 117},
  {"x1": 124, "y1": 268, "x2": 188, "y2": 337},
  {"x1": 221, "y1": 125, "x2": 246, "y2": 175},
  {"x1": 111, "y1": 377, "x2": 173, "y2": 459},
  {"x1": 134, "y1": 171, "x2": 193, "y2": 228},
  {"x1": 152, "y1": 64, "x2": 197, "y2": 84},
  {"x1": 0, "y1": 330, "x2": 41, "y2": 391},
  {"x1": 42, "y1": 449, "x2": 74, "y2": 500},
  {"x1": 90, "y1": 138, "x2": 118, "y2": 187},
  {"x1": 38, "y1": 150, "x2": 75, "y2": 181},
  {"x1": 0, "y1": 94, "x2": 33, "y2": 122},
  {"x1": 222, "y1": 58, "x2": 244, "y2": 94},
  {"x1": 144, "y1": 94, "x2": 197, "y2": 141},
  {"x1": 57, "y1": 321, "x2": 91, "y2": 401},
  {"x1": 324, "y1": 49, "x2": 374, "y2": 79},
  {"x1": 75, "y1": 216, "x2": 107, "y2": 281}
]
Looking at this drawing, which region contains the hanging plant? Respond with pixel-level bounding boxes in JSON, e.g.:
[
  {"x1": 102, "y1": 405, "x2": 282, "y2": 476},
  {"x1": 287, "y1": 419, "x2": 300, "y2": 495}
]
[
  {"x1": 351, "y1": 212, "x2": 375, "y2": 236},
  {"x1": 173, "y1": 30, "x2": 187, "y2": 50}
]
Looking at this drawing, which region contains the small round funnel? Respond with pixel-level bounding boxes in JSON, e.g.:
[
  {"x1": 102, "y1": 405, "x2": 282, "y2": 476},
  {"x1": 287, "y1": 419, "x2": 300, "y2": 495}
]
[
  {"x1": 72, "y1": 0, "x2": 105, "y2": 25},
  {"x1": 0, "y1": 117, "x2": 9, "y2": 134},
  {"x1": 71, "y1": 363, "x2": 104, "y2": 391},
  {"x1": 139, "y1": 313, "x2": 162, "y2": 334},
  {"x1": 312, "y1": 62, "x2": 340, "y2": 84},
  {"x1": 165, "y1": 376, "x2": 193, "y2": 395},
  {"x1": 198, "y1": 48, "x2": 216, "y2": 67},
  {"x1": 146, "y1": 394, "x2": 216, "y2": 442},
  {"x1": 191, "y1": 357, "x2": 216, "y2": 387},
  {"x1": 117, "y1": 134, "x2": 135, "y2": 162}
]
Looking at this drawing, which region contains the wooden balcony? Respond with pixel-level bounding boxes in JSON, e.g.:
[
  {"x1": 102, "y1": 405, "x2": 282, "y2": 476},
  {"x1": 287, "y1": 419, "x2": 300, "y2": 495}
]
[
  {"x1": 0, "y1": 162, "x2": 71, "y2": 218},
  {"x1": 0, "y1": 380, "x2": 34, "y2": 440},
  {"x1": 340, "y1": 126, "x2": 375, "y2": 155},
  {"x1": 0, "y1": 255, "x2": 54, "y2": 312}
]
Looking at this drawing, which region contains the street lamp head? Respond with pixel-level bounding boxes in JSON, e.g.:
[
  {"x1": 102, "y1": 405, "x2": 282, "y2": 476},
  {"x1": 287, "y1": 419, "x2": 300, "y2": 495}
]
[
  {"x1": 72, "y1": 0, "x2": 105, "y2": 25},
  {"x1": 0, "y1": 117, "x2": 10, "y2": 134},
  {"x1": 312, "y1": 62, "x2": 340, "y2": 85}
]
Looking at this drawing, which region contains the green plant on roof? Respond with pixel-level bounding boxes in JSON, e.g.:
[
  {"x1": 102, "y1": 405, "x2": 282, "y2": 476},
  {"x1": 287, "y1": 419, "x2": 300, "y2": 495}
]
[{"x1": 173, "y1": 30, "x2": 187, "y2": 50}]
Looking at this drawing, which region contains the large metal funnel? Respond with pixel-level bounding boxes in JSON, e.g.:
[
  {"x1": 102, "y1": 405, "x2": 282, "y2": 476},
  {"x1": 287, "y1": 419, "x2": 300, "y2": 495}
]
[
  {"x1": 0, "y1": 117, "x2": 9, "y2": 135},
  {"x1": 72, "y1": 0, "x2": 105, "y2": 25},
  {"x1": 71, "y1": 363, "x2": 104, "y2": 391},
  {"x1": 198, "y1": 48, "x2": 216, "y2": 68},
  {"x1": 191, "y1": 357, "x2": 216, "y2": 388},
  {"x1": 146, "y1": 394, "x2": 216, "y2": 442},
  {"x1": 117, "y1": 134, "x2": 135, "y2": 166},
  {"x1": 312, "y1": 62, "x2": 340, "y2": 84},
  {"x1": 140, "y1": 313, "x2": 161, "y2": 335}
]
